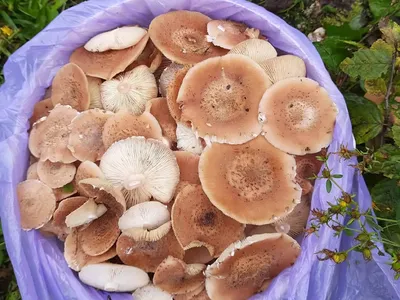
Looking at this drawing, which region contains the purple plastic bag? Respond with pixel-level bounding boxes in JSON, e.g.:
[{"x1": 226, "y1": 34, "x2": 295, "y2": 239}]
[{"x1": 1, "y1": 0, "x2": 400, "y2": 299}]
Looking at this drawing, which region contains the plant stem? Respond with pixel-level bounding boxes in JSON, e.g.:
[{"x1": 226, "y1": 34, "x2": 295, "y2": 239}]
[{"x1": 365, "y1": 214, "x2": 400, "y2": 223}]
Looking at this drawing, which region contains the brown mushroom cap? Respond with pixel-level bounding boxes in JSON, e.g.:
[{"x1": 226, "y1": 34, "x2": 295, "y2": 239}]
[
  {"x1": 172, "y1": 184, "x2": 244, "y2": 257},
  {"x1": 68, "y1": 109, "x2": 112, "y2": 162},
  {"x1": 153, "y1": 256, "x2": 205, "y2": 295},
  {"x1": 177, "y1": 54, "x2": 271, "y2": 144},
  {"x1": 70, "y1": 34, "x2": 149, "y2": 80},
  {"x1": 205, "y1": 233, "x2": 301, "y2": 300},
  {"x1": 102, "y1": 110, "x2": 163, "y2": 150},
  {"x1": 39, "y1": 220, "x2": 68, "y2": 241},
  {"x1": 126, "y1": 40, "x2": 162, "y2": 73},
  {"x1": 27, "y1": 162, "x2": 39, "y2": 180},
  {"x1": 175, "y1": 151, "x2": 200, "y2": 184},
  {"x1": 53, "y1": 196, "x2": 88, "y2": 234},
  {"x1": 159, "y1": 63, "x2": 184, "y2": 98},
  {"x1": 183, "y1": 246, "x2": 214, "y2": 265},
  {"x1": 228, "y1": 39, "x2": 277, "y2": 65},
  {"x1": 295, "y1": 151, "x2": 324, "y2": 191},
  {"x1": 30, "y1": 98, "x2": 54, "y2": 127},
  {"x1": 199, "y1": 136, "x2": 301, "y2": 225},
  {"x1": 147, "y1": 98, "x2": 177, "y2": 145},
  {"x1": 51, "y1": 63, "x2": 90, "y2": 111},
  {"x1": 75, "y1": 161, "x2": 105, "y2": 197},
  {"x1": 166, "y1": 66, "x2": 190, "y2": 122},
  {"x1": 36, "y1": 160, "x2": 76, "y2": 189},
  {"x1": 259, "y1": 77, "x2": 338, "y2": 155},
  {"x1": 87, "y1": 76, "x2": 104, "y2": 109},
  {"x1": 116, "y1": 229, "x2": 184, "y2": 272},
  {"x1": 149, "y1": 10, "x2": 227, "y2": 65},
  {"x1": 259, "y1": 55, "x2": 306, "y2": 84},
  {"x1": 174, "y1": 285, "x2": 209, "y2": 300},
  {"x1": 244, "y1": 224, "x2": 276, "y2": 237},
  {"x1": 29, "y1": 104, "x2": 79, "y2": 163},
  {"x1": 53, "y1": 183, "x2": 78, "y2": 201},
  {"x1": 17, "y1": 180, "x2": 57, "y2": 230}
]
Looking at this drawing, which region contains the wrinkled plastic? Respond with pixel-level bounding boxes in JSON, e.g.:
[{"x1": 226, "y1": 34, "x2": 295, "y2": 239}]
[{"x1": 0, "y1": 0, "x2": 399, "y2": 299}]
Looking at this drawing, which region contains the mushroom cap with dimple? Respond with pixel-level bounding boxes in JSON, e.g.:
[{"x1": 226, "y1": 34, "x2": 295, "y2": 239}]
[
  {"x1": 149, "y1": 10, "x2": 227, "y2": 65},
  {"x1": 159, "y1": 63, "x2": 184, "y2": 97},
  {"x1": 199, "y1": 135, "x2": 302, "y2": 225},
  {"x1": 37, "y1": 160, "x2": 76, "y2": 188},
  {"x1": 30, "y1": 98, "x2": 54, "y2": 126},
  {"x1": 228, "y1": 39, "x2": 277, "y2": 65},
  {"x1": 132, "y1": 284, "x2": 173, "y2": 300},
  {"x1": 75, "y1": 161, "x2": 105, "y2": 197},
  {"x1": 87, "y1": 76, "x2": 104, "y2": 109},
  {"x1": 175, "y1": 151, "x2": 200, "y2": 184},
  {"x1": 17, "y1": 180, "x2": 57, "y2": 230},
  {"x1": 177, "y1": 54, "x2": 271, "y2": 144},
  {"x1": 259, "y1": 55, "x2": 306, "y2": 84},
  {"x1": 166, "y1": 66, "x2": 190, "y2": 122},
  {"x1": 205, "y1": 233, "x2": 301, "y2": 300},
  {"x1": 259, "y1": 77, "x2": 338, "y2": 155},
  {"x1": 172, "y1": 184, "x2": 244, "y2": 257},
  {"x1": 147, "y1": 98, "x2": 177, "y2": 145}
]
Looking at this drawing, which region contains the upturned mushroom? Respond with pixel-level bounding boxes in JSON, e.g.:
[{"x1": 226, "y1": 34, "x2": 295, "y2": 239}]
[
  {"x1": 132, "y1": 284, "x2": 173, "y2": 300},
  {"x1": 65, "y1": 198, "x2": 107, "y2": 228},
  {"x1": 228, "y1": 39, "x2": 277, "y2": 65},
  {"x1": 36, "y1": 160, "x2": 76, "y2": 189},
  {"x1": 176, "y1": 123, "x2": 204, "y2": 155},
  {"x1": 259, "y1": 55, "x2": 306, "y2": 84},
  {"x1": 74, "y1": 161, "x2": 105, "y2": 197}
]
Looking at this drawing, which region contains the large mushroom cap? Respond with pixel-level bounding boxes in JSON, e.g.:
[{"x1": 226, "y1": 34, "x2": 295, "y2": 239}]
[
  {"x1": 78, "y1": 263, "x2": 149, "y2": 292},
  {"x1": 30, "y1": 98, "x2": 54, "y2": 126},
  {"x1": 29, "y1": 104, "x2": 78, "y2": 163},
  {"x1": 68, "y1": 109, "x2": 112, "y2": 162},
  {"x1": 166, "y1": 65, "x2": 190, "y2": 122},
  {"x1": 100, "y1": 65, "x2": 158, "y2": 115},
  {"x1": 51, "y1": 63, "x2": 90, "y2": 111},
  {"x1": 132, "y1": 284, "x2": 173, "y2": 300},
  {"x1": 205, "y1": 233, "x2": 301, "y2": 300},
  {"x1": 70, "y1": 34, "x2": 149, "y2": 80},
  {"x1": 172, "y1": 184, "x2": 244, "y2": 257},
  {"x1": 228, "y1": 39, "x2": 277, "y2": 65},
  {"x1": 37, "y1": 160, "x2": 76, "y2": 189},
  {"x1": 87, "y1": 76, "x2": 104, "y2": 109},
  {"x1": 177, "y1": 54, "x2": 271, "y2": 144},
  {"x1": 17, "y1": 180, "x2": 56, "y2": 230},
  {"x1": 175, "y1": 151, "x2": 200, "y2": 184},
  {"x1": 147, "y1": 98, "x2": 177, "y2": 146},
  {"x1": 176, "y1": 123, "x2": 204, "y2": 155},
  {"x1": 149, "y1": 10, "x2": 227, "y2": 65},
  {"x1": 116, "y1": 229, "x2": 184, "y2": 272},
  {"x1": 259, "y1": 77, "x2": 338, "y2": 155},
  {"x1": 159, "y1": 63, "x2": 184, "y2": 97},
  {"x1": 259, "y1": 55, "x2": 306, "y2": 84},
  {"x1": 199, "y1": 136, "x2": 301, "y2": 225},
  {"x1": 102, "y1": 110, "x2": 163, "y2": 150},
  {"x1": 74, "y1": 161, "x2": 105, "y2": 197},
  {"x1": 100, "y1": 137, "x2": 180, "y2": 207}
]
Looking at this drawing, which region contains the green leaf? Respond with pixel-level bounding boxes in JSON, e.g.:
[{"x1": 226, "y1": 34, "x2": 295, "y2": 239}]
[
  {"x1": 368, "y1": 144, "x2": 400, "y2": 179},
  {"x1": 371, "y1": 179, "x2": 400, "y2": 219},
  {"x1": 325, "y1": 23, "x2": 368, "y2": 40},
  {"x1": 369, "y1": 0, "x2": 393, "y2": 19},
  {"x1": 379, "y1": 18, "x2": 400, "y2": 45},
  {"x1": 326, "y1": 179, "x2": 332, "y2": 193},
  {"x1": 364, "y1": 78, "x2": 387, "y2": 96},
  {"x1": 343, "y1": 228, "x2": 354, "y2": 236},
  {"x1": 62, "y1": 183, "x2": 74, "y2": 193},
  {"x1": 393, "y1": 125, "x2": 400, "y2": 148},
  {"x1": 332, "y1": 174, "x2": 343, "y2": 178},
  {"x1": 344, "y1": 93, "x2": 384, "y2": 144}
]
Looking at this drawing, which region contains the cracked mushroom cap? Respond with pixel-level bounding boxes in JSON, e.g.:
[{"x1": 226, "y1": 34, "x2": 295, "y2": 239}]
[
  {"x1": 116, "y1": 229, "x2": 184, "y2": 272},
  {"x1": 29, "y1": 104, "x2": 79, "y2": 163},
  {"x1": 65, "y1": 198, "x2": 107, "y2": 228},
  {"x1": 166, "y1": 65, "x2": 190, "y2": 122},
  {"x1": 17, "y1": 180, "x2": 56, "y2": 230},
  {"x1": 259, "y1": 77, "x2": 338, "y2": 155},
  {"x1": 159, "y1": 63, "x2": 184, "y2": 97},
  {"x1": 51, "y1": 63, "x2": 90, "y2": 111},
  {"x1": 100, "y1": 137, "x2": 180, "y2": 207},
  {"x1": 36, "y1": 160, "x2": 76, "y2": 188},
  {"x1": 102, "y1": 110, "x2": 163, "y2": 150},
  {"x1": 68, "y1": 109, "x2": 112, "y2": 162},
  {"x1": 147, "y1": 98, "x2": 177, "y2": 146},
  {"x1": 172, "y1": 184, "x2": 244, "y2": 257},
  {"x1": 177, "y1": 54, "x2": 271, "y2": 144},
  {"x1": 75, "y1": 161, "x2": 105, "y2": 197},
  {"x1": 259, "y1": 55, "x2": 306, "y2": 84},
  {"x1": 295, "y1": 151, "x2": 325, "y2": 195},
  {"x1": 176, "y1": 123, "x2": 204, "y2": 155},
  {"x1": 133, "y1": 284, "x2": 173, "y2": 300},
  {"x1": 70, "y1": 34, "x2": 149, "y2": 80},
  {"x1": 30, "y1": 98, "x2": 54, "y2": 126},
  {"x1": 183, "y1": 246, "x2": 214, "y2": 265},
  {"x1": 79, "y1": 263, "x2": 149, "y2": 292},
  {"x1": 149, "y1": 10, "x2": 227, "y2": 65},
  {"x1": 87, "y1": 76, "x2": 104, "y2": 109},
  {"x1": 84, "y1": 26, "x2": 147, "y2": 52},
  {"x1": 153, "y1": 256, "x2": 205, "y2": 295},
  {"x1": 199, "y1": 135, "x2": 302, "y2": 225},
  {"x1": 228, "y1": 39, "x2": 277, "y2": 65},
  {"x1": 175, "y1": 151, "x2": 200, "y2": 184},
  {"x1": 100, "y1": 65, "x2": 157, "y2": 115},
  {"x1": 205, "y1": 233, "x2": 301, "y2": 300},
  {"x1": 53, "y1": 196, "x2": 88, "y2": 234}
]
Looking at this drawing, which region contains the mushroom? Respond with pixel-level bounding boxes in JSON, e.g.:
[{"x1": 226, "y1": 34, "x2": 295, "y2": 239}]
[
  {"x1": 154, "y1": 55, "x2": 173, "y2": 82},
  {"x1": 30, "y1": 98, "x2": 54, "y2": 126},
  {"x1": 101, "y1": 110, "x2": 163, "y2": 150},
  {"x1": 183, "y1": 246, "x2": 214, "y2": 265},
  {"x1": 53, "y1": 196, "x2": 88, "y2": 236},
  {"x1": 74, "y1": 161, "x2": 105, "y2": 197},
  {"x1": 228, "y1": 39, "x2": 277, "y2": 65},
  {"x1": 26, "y1": 162, "x2": 39, "y2": 180},
  {"x1": 84, "y1": 26, "x2": 147, "y2": 52},
  {"x1": 166, "y1": 65, "x2": 190, "y2": 122},
  {"x1": 116, "y1": 229, "x2": 184, "y2": 272},
  {"x1": 172, "y1": 184, "x2": 244, "y2": 257},
  {"x1": 39, "y1": 220, "x2": 68, "y2": 240},
  {"x1": 159, "y1": 63, "x2": 184, "y2": 97},
  {"x1": 177, "y1": 54, "x2": 271, "y2": 145},
  {"x1": 176, "y1": 123, "x2": 204, "y2": 155},
  {"x1": 148, "y1": 10, "x2": 227, "y2": 65},
  {"x1": 87, "y1": 76, "x2": 104, "y2": 109},
  {"x1": 17, "y1": 180, "x2": 56, "y2": 230},
  {"x1": 99, "y1": 137, "x2": 180, "y2": 207},
  {"x1": 29, "y1": 104, "x2": 79, "y2": 163},
  {"x1": 175, "y1": 151, "x2": 200, "y2": 184},
  {"x1": 259, "y1": 77, "x2": 338, "y2": 155},
  {"x1": 174, "y1": 284, "x2": 209, "y2": 300},
  {"x1": 153, "y1": 256, "x2": 205, "y2": 295},
  {"x1": 68, "y1": 109, "x2": 112, "y2": 162},
  {"x1": 244, "y1": 224, "x2": 276, "y2": 237},
  {"x1": 126, "y1": 40, "x2": 162, "y2": 73},
  {"x1": 53, "y1": 183, "x2": 78, "y2": 202},
  {"x1": 65, "y1": 198, "x2": 108, "y2": 228},
  {"x1": 78, "y1": 263, "x2": 150, "y2": 292},
  {"x1": 259, "y1": 55, "x2": 306, "y2": 84},
  {"x1": 132, "y1": 284, "x2": 173, "y2": 300},
  {"x1": 295, "y1": 151, "x2": 324, "y2": 196},
  {"x1": 199, "y1": 135, "x2": 301, "y2": 225},
  {"x1": 205, "y1": 233, "x2": 301, "y2": 300},
  {"x1": 36, "y1": 160, "x2": 76, "y2": 188},
  {"x1": 70, "y1": 34, "x2": 149, "y2": 80},
  {"x1": 100, "y1": 65, "x2": 157, "y2": 115}
]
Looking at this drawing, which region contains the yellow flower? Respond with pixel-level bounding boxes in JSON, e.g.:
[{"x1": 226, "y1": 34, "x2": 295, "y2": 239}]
[{"x1": 1, "y1": 26, "x2": 13, "y2": 37}]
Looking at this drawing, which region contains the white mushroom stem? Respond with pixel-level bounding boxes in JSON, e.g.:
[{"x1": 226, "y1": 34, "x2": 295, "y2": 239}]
[
  {"x1": 65, "y1": 199, "x2": 107, "y2": 228},
  {"x1": 123, "y1": 173, "x2": 146, "y2": 190}
]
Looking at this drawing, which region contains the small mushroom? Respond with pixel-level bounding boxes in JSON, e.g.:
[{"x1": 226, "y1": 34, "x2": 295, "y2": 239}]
[
  {"x1": 126, "y1": 40, "x2": 162, "y2": 73},
  {"x1": 84, "y1": 26, "x2": 147, "y2": 52},
  {"x1": 132, "y1": 284, "x2": 173, "y2": 300},
  {"x1": 87, "y1": 76, "x2": 104, "y2": 109},
  {"x1": 36, "y1": 160, "x2": 76, "y2": 189},
  {"x1": 149, "y1": 10, "x2": 227, "y2": 65},
  {"x1": 183, "y1": 246, "x2": 214, "y2": 265},
  {"x1": 30, "y1": 98, "x2": 54, "y2": 126},
  {"x1": 78, "y1": 263, "x2": 150, "y2": 292},
  {"x1": 53, "y1": 196, "x2": 88, "y2": 236},
  {"x1": 153, "y1": 256, "x2": 205, "y2": 295},
  {"x1": 259, "y1": 77, "x2": 338, "y2": 155},
  {"x1": 68, "y1": 109, "x2": 112, "y2": 162},
  {"x1": 154, "y1": 55, "x2": 173, "y2": 82},
  {"x1": 65, "y1": 198, "x2": 107, "y2": 228},
  {"x1": 29, "y1": 104, "x2": 78, "y2": 163},
  {"x1": 295, "y1": 151, "x2": 325, "y2": 196},
  {"x1": 177, "y1": 54, "x2": 271, "y2": 144},
  {"x1": 228, "y1": 39, "x2": 277, "y2": 65},
  {"x1": 147, "y1": 98, "x2": 177, "y2": 146},
  {"x1": 26, "y1": 162, "x2": 39, "y2": 180},
  {"x1": 102, "y1": 110, "x2": 163, "y2": 150},
  {"x1": 259, "y1": 55, "x2": 306, "y2": 84},
  {"x1": 17, "y1": 180, "x2": 56, "y2": 230},
  {"x1": 75, "y1": 161, "x2": 105, "y2": 197},
  {"x1": 172, "y1": 184, "x2": 244, "y2": 257},
  {"x1": 116, "y1": 229, "x2": 184, "y2": 272},
  {"x1": 199, "y1": 136, "x2": 301, "y2": 225},
  {"x1": 175, "y1": 151, "x2": 200, "y2": 184},
  {"x1": 176, "y1": 123, "x2": 204, "y2": 155},
  {"x1": 100, "y1": 65, "x2": 157, "y2": 115},
  {"x1": 70, "y1": 34, "x2": 149, "y2": 80},
  {"x1": 159, "y1": 63, "x2": 184, "y2": 97},
  {"x1": 53, "y1": 183, "x2": 78, "y2": 201},
  {"x1": 205, "y1": 233, "x2": 301, "y2": 300},
  {"x1": 100, "y1": 137, "x2": 180, "y2": 207},
  {"x1": 39, "y1": 220, "x2": 68, "y2": 240},
  {"x1": 166, "y1": 65, "x2": 190, "y2": 122}
]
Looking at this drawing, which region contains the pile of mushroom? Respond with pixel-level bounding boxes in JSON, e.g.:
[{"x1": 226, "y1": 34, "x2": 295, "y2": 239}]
[{"x1": 18, "y1": 10, "x2": 338, "y2": 300}]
